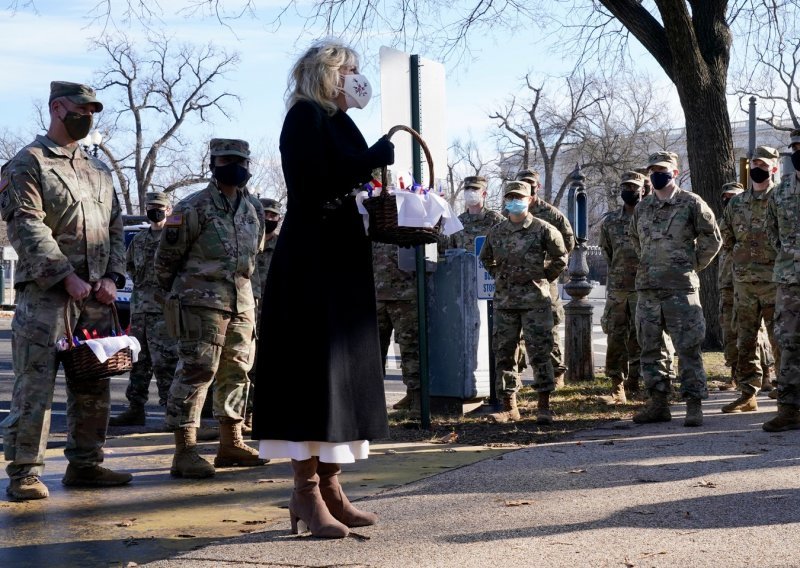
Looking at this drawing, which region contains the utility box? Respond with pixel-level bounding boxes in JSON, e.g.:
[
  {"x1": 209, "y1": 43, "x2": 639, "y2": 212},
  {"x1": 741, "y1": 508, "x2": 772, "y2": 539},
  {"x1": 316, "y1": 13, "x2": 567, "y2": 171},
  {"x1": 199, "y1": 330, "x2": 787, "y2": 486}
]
[{"x1": 426, "y1": 249, "x2": 490, "y2": 413}]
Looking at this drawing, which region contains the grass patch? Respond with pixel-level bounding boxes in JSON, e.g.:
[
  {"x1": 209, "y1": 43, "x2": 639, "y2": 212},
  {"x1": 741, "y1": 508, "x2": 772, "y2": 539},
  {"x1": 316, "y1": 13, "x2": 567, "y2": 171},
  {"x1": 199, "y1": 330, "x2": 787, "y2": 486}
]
[{"x1": 383, "y1": 351, "x2": 734, "y2": 447}]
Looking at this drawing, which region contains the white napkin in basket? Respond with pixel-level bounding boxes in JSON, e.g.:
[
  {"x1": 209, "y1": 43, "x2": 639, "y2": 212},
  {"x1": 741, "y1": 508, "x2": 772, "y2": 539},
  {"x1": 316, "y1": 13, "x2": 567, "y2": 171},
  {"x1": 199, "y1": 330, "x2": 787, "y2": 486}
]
[{"x1": 83, "y1": 336, "x2": 142, "y2": 364}]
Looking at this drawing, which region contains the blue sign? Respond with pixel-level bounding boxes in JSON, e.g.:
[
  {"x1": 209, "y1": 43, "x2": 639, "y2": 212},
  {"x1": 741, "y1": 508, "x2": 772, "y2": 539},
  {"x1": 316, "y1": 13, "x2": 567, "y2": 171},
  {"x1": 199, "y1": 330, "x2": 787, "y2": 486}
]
[{"x1": 474, "y1": 236, "x2": 495, "y2": 300}]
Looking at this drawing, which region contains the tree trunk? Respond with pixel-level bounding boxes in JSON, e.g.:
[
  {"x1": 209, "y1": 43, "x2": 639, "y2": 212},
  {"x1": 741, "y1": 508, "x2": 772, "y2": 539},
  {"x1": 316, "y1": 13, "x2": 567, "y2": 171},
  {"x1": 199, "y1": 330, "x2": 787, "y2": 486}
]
[{"x1": 673, "y1": 80, "x2": 734, "y2": 349}]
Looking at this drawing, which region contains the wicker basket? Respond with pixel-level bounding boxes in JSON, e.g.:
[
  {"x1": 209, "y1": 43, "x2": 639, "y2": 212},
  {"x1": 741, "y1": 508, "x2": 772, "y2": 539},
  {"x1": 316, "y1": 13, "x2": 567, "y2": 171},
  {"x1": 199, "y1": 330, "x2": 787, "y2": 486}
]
[
  {"x1": 59, "y1": 302, "x2": 133, "y2": 381},
  {"x1": 363, "y1": 125, "x2": 442, "y2": 247}
]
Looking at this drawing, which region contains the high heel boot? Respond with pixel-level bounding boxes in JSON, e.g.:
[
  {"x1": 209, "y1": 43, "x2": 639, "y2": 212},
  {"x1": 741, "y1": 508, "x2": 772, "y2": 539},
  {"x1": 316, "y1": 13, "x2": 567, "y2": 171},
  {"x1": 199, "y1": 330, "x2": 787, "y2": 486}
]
[
  {"x1": 289, "y1": 457, "x2": 349, "y2": 538},
  {"x1": 317, "y1": 461, "x2": 378, "y2": 527}
]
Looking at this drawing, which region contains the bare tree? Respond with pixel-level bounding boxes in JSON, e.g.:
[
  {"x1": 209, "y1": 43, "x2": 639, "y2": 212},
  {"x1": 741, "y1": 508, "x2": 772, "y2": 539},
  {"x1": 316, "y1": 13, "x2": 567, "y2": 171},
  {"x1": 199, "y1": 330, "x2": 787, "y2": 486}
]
[
  {"x1": 92, "y1": 33, "x2": 240, "y2": 213},
  {"x1": 0, "y1": 128, "x2": 27, "y2": 163},
  {"x1": 731, "y1": 2, "x2": 800, "y2": 131},
  {"x1": 490, "y1": 71, "x2": 605, "y2": 208},
  {"x1": 445, "y1": 137, "x2": 493, "y2": 208},
  {"x1": 248, "y1": 139, "x2": 289, "y2": 206}
]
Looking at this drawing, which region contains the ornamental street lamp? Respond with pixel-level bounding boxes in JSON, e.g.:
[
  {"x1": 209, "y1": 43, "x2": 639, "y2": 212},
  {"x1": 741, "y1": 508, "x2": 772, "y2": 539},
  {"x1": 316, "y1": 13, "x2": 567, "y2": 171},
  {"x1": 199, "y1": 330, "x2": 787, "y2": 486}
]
[{"x1": 563, "y1": 164, "x2": 594, "y2": 383}]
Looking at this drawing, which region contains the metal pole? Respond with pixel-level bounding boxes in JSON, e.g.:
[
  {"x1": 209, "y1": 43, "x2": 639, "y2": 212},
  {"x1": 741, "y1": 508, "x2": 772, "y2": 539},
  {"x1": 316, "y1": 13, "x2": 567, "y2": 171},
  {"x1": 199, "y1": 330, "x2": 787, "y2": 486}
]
[
  {"x1": 410, "y1": 54, "x2": 431, "y2": 429},
  {"x1": 748, "y1": 96, "x2": 757, "y2": 159},
  {"x1": 487, "y1": 300, "x2": 497, "y2": 406}
]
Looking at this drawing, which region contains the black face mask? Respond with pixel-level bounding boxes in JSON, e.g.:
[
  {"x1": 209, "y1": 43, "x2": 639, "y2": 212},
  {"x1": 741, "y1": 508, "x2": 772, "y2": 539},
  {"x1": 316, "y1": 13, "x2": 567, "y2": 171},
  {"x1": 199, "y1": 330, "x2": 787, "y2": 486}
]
[
  {"x1": 749, "y1": 167, "x2": 770, "y2": 184},
  {"x1": 147, "y1": 209, "x2": 166, "y2": 223},
  {"x1": 722, "y1": 197, "x2": 731, "y2": 208},
  {"x1": 650, "y1": 171, "x2": 673, "y2": 190},
  {"x1": 792, "y1": 150, "x2": 800, "y2": 172},
  {"x1": 214, "y1": 163, "x2": 250, "y2": 188},
  {"x1": 62, "y1": 111, "x2": 93, "y2": 141},
  {"x1": 263, "y1": 219, "x2": 279, "y2": 234},
  {"x1": 620, "y1": 190, "x2": 641, "y2": 206}
]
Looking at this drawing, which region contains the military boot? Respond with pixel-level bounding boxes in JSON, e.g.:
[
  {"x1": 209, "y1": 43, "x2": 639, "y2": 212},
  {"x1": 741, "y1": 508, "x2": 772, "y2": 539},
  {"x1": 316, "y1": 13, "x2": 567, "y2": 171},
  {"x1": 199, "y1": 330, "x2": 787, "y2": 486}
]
[
  {"x1": 215, "y1": 418, "x2": 268, "y2": 467},
  {"x1": 763, "y1": 405, "x2": 800, "y2": 432},
  {"x1": 489, "y1": 393, "x2": 521, "y2": 423},
  {"x1": 392, "y1": 392, "x2": 412, "y2": 410},
  {"x1": 171, "y1": 427, "x2": 215, "y2": 478},
  {"x1": 721, "y1": 389, "x2": 758, "y2": 413},
  {"x1": 598, "y1": 378, "x2": 627, "y2": 406},
  {"x1": 624, "y1": 376, "x2": 641, "y2": 398},
  {"x1": 684, "y1": 398, "x2": 703, "y2": 427},
  {"x1": 536, "y1": 391, "x2": 554, "y2": 425},
  {"x1": 632, "y1": 390, "x2": 672, "y2": 423},
  {"x1": 62, "y1": 464, "x2": 133, "y2": 487},
  {"x1": 108, "y1": 404, "x2": 146, "y2": 427},
  {"x1": 6, "y1": 475, "x2": 49, "y2": 500},
  {"x1": 761, "y1": 370, "x2": 774, "y2": 393}
]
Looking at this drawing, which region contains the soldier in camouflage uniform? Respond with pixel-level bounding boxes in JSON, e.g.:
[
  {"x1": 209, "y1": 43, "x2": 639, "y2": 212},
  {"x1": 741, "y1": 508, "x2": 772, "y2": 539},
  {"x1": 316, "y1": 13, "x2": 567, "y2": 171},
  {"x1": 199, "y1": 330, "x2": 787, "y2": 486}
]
[
  {"x1": 156, "y1": 138, "x2": 266, "y2": 478},
  {"x1": 0, "y1": 81, "x2": 132, "y2": 500},
  {"x1": 109, "y1": 191, "x2": 179, "y2": 427},
  {"x1": 515, "y1": 169, "x2": 574, "y2": 388},
  {"x1": 373, "y1": 241, "x2": 420, "y2": 414},
  {"x1": 598, "y1": 171, "x2": 645, "y2": 405},
  {"x1": 450, "y1": 175, "x2": 504, "y2": 252},
  {"x1": 763, "y1": 129, "x2": 800, "y2": 431},
  {"x1": 480, "y1": 181, "x2": 568, "y2": 424},
  {"x1": 243, "y1": 197, "x2": 281, "y2": 433},
  {"x1": 717, "y1": 182, "x2": 745, "y2": 391},
  {"x1": 630, "y1": 151, "x2": 722, "y2": 427},
  {"x1": 721, "y1": 147, "x2": 782, "y2": 413}
]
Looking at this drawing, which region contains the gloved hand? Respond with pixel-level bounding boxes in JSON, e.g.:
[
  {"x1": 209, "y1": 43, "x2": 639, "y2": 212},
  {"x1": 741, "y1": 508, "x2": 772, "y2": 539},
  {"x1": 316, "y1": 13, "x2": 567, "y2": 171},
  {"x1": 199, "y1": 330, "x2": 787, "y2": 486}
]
[{"x1": 371, "y1": 136, "x2": 395, "y2": 166}]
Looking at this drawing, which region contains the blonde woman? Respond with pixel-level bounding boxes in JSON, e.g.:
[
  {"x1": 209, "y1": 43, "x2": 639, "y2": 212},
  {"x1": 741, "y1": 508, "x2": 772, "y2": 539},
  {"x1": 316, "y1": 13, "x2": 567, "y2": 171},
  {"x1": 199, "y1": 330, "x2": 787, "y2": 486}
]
[{"x1": 252, "y1": 41, "x2": 394, "y2": 538}]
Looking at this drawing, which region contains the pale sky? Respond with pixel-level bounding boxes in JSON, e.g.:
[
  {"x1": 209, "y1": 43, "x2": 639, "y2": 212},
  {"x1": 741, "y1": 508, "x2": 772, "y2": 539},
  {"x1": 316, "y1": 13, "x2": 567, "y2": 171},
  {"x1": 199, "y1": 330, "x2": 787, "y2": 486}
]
[{"x1": 0, "y1": 1, "x2": 713, "y2": 188}]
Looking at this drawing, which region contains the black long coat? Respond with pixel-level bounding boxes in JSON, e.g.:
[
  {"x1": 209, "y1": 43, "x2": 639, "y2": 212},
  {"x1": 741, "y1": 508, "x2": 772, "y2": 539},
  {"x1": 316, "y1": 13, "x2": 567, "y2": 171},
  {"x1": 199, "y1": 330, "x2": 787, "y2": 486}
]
[{"x1": 252, "y1": 100, "x2": 391, "y2": 442}]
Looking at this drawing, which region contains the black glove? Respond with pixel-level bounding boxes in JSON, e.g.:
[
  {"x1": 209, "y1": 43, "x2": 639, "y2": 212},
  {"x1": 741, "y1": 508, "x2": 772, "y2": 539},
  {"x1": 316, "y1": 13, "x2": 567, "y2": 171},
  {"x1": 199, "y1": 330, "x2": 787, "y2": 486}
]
[{"x1": 371, "y1": 136, "x2": 395, "y2": 166}]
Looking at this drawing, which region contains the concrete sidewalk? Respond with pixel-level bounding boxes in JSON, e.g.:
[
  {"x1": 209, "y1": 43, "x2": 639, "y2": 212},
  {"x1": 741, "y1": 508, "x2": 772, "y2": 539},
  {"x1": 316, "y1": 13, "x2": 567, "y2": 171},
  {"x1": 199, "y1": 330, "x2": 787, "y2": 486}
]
[{"x1": 144, "y1": 391, "x2": 800, "y2": 568}]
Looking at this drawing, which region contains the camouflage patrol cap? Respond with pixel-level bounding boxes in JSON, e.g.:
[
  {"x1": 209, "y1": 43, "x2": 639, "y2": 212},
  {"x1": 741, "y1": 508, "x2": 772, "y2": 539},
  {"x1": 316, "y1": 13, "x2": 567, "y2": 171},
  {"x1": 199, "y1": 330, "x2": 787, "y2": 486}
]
[
  {"x1": 721, "y1": 182, "x2": 744, "y2": 196},
  {"x1": 145, "y1": 192, "x2": 170, "y2": 207},
  {"x1": 463, "y1": 176, "x2": 487, "y2": 191},
  {"x1": 503, "y1": 180, "x2": 531, "y2": 198},
  {"x1": 515, "y1": 168, "x2": 540, "y2": 185},
  {"x1": 647, "y1": 151, "x2": 679, "y2": 170},
  {"x1": 49, "y1": 81, "x2": 103, "y2": 112},
  {"x1": 788, "y1": 128, "x2": 800, "y2": 148},
  {"x1": 259, "y1": 197, "x2": 282, "y2": 215},
  {"x1": 620, "y1": 171, "x2": 645, "y2": 187},
  {"x1": 209, "y1": 138, "x2": 250, "y2": 158},
  {"x1": 752, "y1": 145, "x2": 779, "y2": 166}
]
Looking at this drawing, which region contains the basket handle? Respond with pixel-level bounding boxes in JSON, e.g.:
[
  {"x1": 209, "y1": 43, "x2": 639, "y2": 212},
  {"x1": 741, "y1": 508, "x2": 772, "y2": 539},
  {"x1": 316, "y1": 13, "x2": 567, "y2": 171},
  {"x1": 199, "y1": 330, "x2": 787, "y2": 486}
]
[
  {"x1": 63, "y1": 299, "x2": 124, "y2": 351},
  {"x1": 380, "y1": 125, "x2": 435, "y2": 197}
]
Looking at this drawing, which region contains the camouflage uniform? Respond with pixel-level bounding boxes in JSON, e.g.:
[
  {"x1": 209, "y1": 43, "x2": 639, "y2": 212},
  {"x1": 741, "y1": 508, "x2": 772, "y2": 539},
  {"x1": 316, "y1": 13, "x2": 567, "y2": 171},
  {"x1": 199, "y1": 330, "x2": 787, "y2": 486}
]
[
  {"x1": 599, "y1": 206, "x2": 641, "y2": 387},
  {"x1": 722, "y1": 180, "x2": 781, "y2": 394},
  {"x1": 630, "y1": 183, "x2": 722, "y2": 400},
  {"x1": 450, "y1": 208, "x2": 505, "y2": 253},
  {"x1": 124, "y1": 221, "x2": 179, "y2": 407},
  {"x1": 246, "y1": 197, "x2": 278, "y2": 419},
  {"x1": 528, "y1": 198, "x2": 575, "y2": 377},
  {"x1": 156, "y1": 151, "x2": 264, "y2": 430},
  {"x1": 373, "y1": 242, "x2": 419, "y2": 391},
  {"x1": 480, "y1": 206, "x2": 568, "y2": 396},
  {"x1": 766, "y1": 172, "x2": 800, "y2": 408},
  {"x1": 717, "y1": 182, "x2": 744, "y2": 382},
  {"x1": 0, "y1": 132, "x2": 125, "y2": 480}
]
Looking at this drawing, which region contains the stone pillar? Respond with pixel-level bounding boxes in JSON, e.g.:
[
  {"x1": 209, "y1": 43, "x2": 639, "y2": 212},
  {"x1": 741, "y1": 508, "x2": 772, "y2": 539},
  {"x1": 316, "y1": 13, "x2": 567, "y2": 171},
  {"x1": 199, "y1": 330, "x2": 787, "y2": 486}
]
[{"x1": 563, "y1": 165, "x2": 595, "y2": 383}]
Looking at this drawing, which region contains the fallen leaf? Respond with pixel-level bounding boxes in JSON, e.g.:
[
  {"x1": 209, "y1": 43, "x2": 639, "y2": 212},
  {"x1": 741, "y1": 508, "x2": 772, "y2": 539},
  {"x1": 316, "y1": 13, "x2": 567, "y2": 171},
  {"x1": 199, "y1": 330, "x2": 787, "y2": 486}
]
[
  {"x1": 116, "y1": 519, "x2": 136, "y2": 527},
  {"x1": 442, "y1": 448, "x2": 457, "y2": 453},
  {"x1": 243, "y1": 520, "x2": 267, "y2": 525},
  {"x1": 176, "y1": 534, "x2": 196, "y2": 538},
  {"x1": 624, "y1": 559, "x2": 635, "y2": 568},
  {"x1": 694, "y1": 480, "x2": 717, "y2": 488},
  {"x1": 640, "y1": 551, "x2": 668, "y2": 559},
  {"x1": 684, "y1": 511, "x2": 692, "y2": 519},
  {"x1": 504, "y1": 500, "x2": 533, "y2": 507},
  {"x1": 601, "y1": 441, "x2": 614, "y2": 446},
  {"x1": 637, "y1": 478, "x2": 660, "y2": 484},
  {"x1": 568, "y1": 469, "x2": 587, "y2": 474},
  {"x1": 384, "y1": 449, "x2": 397, "y2": 455},
  {"x1": 221, "y1": 519, "x2": 238, "y2": 523},
  {"x1": 437, "y1": 432, "x2": 458, "y2": 444},
  {"x1": 239, "y1": 529, "x2": 255, "y2": 534},
  {"x1": 223, "y1": 487, "x2": 235, "y2": 492},
  {"x1": 255, "y1": 479, "x2": 289, "y2": 484}
]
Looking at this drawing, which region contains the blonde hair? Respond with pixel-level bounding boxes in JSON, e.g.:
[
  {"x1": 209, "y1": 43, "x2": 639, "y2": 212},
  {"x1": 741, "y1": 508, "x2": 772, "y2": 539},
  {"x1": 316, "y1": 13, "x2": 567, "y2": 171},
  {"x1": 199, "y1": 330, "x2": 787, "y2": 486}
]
[{"x1": 287, "y1": 40, "x2": 360, "y2": 116}]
